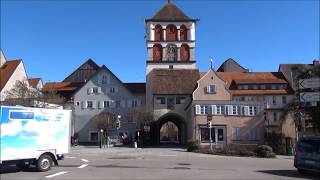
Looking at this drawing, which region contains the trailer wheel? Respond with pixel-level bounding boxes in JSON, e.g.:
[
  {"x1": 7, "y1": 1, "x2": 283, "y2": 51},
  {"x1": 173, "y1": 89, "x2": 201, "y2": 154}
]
[{"x1": 36, "y1": 154, "x2": 53, "y2": 172}]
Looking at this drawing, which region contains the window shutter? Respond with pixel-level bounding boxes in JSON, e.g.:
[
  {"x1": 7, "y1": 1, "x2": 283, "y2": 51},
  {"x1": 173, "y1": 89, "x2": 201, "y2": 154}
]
[
  {"x1": 98, "y1": 87, "x2": 102, "y2": 94},
  {"x1": 195, "y1": 105, "x2": 201, "y2": 115},
  {"x1": 244, "y1": 106, "x2": 249, "y2": 116},
  {"x1": 211, "y1": 105, "x2": 217, "y2": 115},
  {"x1": 90, "y1": 88, "x2": 94, "y2": 94},
  {"x1": 92, "y1": 101, "x2": 96, "y2": 108},
  {"x1": 227, "y1": 105, "x2": 232, "y2": 115},
  {"x1": 239, "y1": 128, "x2": 243, "y2": 140},
  {"x1": 232, "y1": 128, "x2": 236, "y2": 140},
  {"x1": 214, "y1": 85, "x2": 217, "y2": 93},
  {"x1": 87, "y1": 88, "x2": 91, "y2": 94},
  {"x1": 81, "y1": 101, "x2": 85, "y2": 109},
  {"x1": 85, "y1": 101, "x2": 88, "y2": 108},
  {"x1": 97, "y1": 101, "x2": 101, "y2": 109}
]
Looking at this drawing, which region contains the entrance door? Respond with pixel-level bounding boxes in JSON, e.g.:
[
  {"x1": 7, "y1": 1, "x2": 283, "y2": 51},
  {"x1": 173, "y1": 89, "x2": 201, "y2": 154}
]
[{"x1": 213, "y1": 126, "x2": 226, "y2": 145}]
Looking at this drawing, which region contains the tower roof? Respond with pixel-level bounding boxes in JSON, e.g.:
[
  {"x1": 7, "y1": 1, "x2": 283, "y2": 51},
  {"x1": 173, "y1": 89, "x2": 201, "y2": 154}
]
[{"x1": 146, "y1": 1, "x2": 197, "y2": 22}]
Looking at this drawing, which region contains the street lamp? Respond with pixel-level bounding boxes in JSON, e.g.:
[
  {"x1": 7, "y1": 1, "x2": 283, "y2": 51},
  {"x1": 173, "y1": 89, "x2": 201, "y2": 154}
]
[{"x1": 100, "y1": 129, "x2": 104, "y2": 148}]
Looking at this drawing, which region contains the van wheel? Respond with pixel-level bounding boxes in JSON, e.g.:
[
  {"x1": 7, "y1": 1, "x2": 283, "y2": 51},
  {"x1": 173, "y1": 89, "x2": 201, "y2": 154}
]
[
  {"x1": 36, "y1": 154, "x2": 53, "y2": 172},
  {"x1": 298, "y1": 168, "x2": 307, "y2": 174}
]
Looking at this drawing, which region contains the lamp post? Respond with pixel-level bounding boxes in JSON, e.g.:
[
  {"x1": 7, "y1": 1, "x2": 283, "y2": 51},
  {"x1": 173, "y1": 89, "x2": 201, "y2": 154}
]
[{"x1": 100, "y1": 129, "x2": 104, "y2": 148}]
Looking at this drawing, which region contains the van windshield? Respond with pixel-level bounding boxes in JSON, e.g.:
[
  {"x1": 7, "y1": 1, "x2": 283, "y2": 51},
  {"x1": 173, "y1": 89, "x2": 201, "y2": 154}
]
[{"x1": 299, "y1": 140, "x2": 320, "y2": 153}]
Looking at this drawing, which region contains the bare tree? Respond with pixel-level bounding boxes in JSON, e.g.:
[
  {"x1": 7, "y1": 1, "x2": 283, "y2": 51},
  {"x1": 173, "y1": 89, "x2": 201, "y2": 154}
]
[
  {"x1": 3, "y1": 79, "x2": 65, "y2": 107},
  {"x1": 4, "y1": 79, "x2": 40, "y2": 100},
  {"x1": 93, "y1": 111, "x2": 113, "y2": 133},
  {"x1": 126, "y1": 107, "x2": 154, "y2": 129}
]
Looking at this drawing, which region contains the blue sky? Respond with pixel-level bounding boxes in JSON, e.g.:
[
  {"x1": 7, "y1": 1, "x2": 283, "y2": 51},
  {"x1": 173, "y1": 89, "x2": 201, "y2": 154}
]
[{"x1": 1, "y1": 0, "x2": 319, "y2": 83}]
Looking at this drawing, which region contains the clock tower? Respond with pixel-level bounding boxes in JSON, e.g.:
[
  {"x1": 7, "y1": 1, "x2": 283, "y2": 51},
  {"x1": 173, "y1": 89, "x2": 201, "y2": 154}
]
[
  {"x1": 145, "y1": 1, "x2": 198, "y2": 74},
  {"x1": 145, "y1": 1, "x2": 199, "y2": 111}
]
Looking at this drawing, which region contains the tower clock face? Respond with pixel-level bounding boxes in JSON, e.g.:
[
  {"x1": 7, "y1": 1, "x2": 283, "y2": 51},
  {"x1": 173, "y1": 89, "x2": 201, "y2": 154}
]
[{"x1": 167, "y1": 44, "x2": 177, "y2": 61}]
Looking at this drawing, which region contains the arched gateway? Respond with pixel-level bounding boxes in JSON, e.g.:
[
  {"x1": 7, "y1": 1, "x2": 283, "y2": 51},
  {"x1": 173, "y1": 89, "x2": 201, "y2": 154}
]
[{"x1": 151, "y1": 113, "x2": 187, "y2": 145}]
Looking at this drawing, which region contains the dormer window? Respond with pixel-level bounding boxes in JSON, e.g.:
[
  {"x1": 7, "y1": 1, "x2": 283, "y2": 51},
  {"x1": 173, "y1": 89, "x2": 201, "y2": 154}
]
[{"x1": 206, "y1": 85, "x2": 217, "y2": 94}]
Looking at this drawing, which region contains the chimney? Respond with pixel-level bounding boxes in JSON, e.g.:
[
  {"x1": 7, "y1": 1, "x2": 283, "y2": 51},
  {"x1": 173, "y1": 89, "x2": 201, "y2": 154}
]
[{"x1": 313, "y1": 59, "x2": 319, "y2": 66}]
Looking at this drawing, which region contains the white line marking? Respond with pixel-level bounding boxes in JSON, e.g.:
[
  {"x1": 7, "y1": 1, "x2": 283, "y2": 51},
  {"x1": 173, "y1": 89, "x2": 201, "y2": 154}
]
[
  {"x1": 78, "y1": 164, "x2": 88, "y2": 169},
  {"x1": 81, "y1": 158, "x2": 89, "y2": 162},
  {"x1": 45, "y1": 171, "x2": 68, "y2": 178},
  {"x1": 159, "y1": 155, "x2": 177, "y2": 157},
  {"x1": 65, "y1": 156, "x2": 76, "y2": 159}
]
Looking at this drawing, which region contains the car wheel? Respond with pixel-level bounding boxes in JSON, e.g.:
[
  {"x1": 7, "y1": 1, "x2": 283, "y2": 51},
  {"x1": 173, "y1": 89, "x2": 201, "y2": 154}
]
[
  {"x1": 36, "y1": 154, "x2": 53, "y2": 172},
  {"x1": 298, "y1": 168, "x2": 307, "y2": 174}
]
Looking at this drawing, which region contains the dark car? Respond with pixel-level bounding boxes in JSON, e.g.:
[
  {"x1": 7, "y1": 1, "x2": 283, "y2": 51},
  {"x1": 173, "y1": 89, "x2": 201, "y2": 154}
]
[{"x1": 294, "y1": 136, "x2": 320, "y2": 174}]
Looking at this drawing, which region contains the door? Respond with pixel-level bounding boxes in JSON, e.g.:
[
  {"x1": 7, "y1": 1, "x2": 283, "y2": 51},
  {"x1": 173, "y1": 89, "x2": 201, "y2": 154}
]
[{"x1": 214, "y1": 126, "x2": 226, "y2": 145}]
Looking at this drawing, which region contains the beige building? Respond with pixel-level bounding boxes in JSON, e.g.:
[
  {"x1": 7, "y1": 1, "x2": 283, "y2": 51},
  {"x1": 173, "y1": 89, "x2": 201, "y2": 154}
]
[{"x1": 186, "y1": 69, "x2": 265, "y2": 146}]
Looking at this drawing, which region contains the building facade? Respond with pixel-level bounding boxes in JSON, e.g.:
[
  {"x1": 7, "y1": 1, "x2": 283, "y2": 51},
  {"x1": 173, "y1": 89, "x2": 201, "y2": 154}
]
[{"x1": 187, "y1": 69, "x2": 265, "y2": 146}]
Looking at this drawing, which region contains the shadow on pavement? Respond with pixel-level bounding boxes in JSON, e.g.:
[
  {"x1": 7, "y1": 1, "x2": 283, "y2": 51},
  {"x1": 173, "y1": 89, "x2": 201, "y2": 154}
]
[
  {"x1": 0, "y1": 165, "x2": 38, "y2": 174},
  {"x1": 257, "y1": 170, "x2": 320, "y2": 180}
]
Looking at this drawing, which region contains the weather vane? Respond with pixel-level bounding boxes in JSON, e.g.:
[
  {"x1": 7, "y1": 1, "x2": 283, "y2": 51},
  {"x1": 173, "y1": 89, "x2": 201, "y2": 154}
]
[{"x1": 210, "y1": 57, "x2": 213, "y2": 69}]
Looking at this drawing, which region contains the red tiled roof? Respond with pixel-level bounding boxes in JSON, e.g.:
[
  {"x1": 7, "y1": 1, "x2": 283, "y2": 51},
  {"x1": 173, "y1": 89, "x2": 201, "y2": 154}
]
[
  {"x1": 217, "y1": 72, "x2": 293, "y2": 95},
  {"x1": 124, "y1": 83, "x2": 146, "y2": 94},
  {"x1": 0, "y1": 60, "x2": 21, "y2": 91},
  {"x1": 147, "y1": 2, "x2": 195, "y2": 21},
  {"x1": 233, "y1": 78, "x2": 287, "y2": 84},
  {"x1": 199, "y1": 72, "x2": 206, "y2": 78},
  {"x1": 43, "y1": 82, "x2": 84, "y2": 92},
  {"x1": 230, "y1": 89, "x2": 290, "y2": 95},
  {"x1": 28, "y1": 78, "x2": 41, "y2": 88}
]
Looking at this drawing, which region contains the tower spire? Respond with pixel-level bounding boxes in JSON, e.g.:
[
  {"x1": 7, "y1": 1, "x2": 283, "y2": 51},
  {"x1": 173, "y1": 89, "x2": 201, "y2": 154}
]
[{"x1": 210, "y1": 57, "x2": 213, "y2": 69}]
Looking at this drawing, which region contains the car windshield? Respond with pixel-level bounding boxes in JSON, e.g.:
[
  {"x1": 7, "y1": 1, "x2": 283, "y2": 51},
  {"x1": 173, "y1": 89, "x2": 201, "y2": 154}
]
[{"x1": 299, "y1": 140, "x2": 320, "y2": 153}]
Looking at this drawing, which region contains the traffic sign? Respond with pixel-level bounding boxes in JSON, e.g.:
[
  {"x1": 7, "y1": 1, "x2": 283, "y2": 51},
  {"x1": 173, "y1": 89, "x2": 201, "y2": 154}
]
[
  {"x1": 300, "y1": 92, "x2": 320, "y2": 102},
  {"x1": 299, "y1": 78, "x2": 320, "y2": 89}
]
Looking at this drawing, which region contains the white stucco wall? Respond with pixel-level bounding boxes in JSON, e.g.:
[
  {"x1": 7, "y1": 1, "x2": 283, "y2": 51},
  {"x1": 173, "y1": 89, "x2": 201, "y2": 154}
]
[{"x1": 0, "y1": 62, "x2": 28, "y2": 101}]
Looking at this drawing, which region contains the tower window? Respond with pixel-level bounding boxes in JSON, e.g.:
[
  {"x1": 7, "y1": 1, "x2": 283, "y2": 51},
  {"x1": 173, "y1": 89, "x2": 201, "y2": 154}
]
[
  {"x1": 166, "y1": 24, "x2": 177, "y2": 41},
  {"x1": 154, "y1": 24, "x2": 163, "y2": 41},
  {"x1": 180, "y1": 25, "x2": 188, "y2": 41},
  {"x1": 180, "y1": 44, "x2": 190, "y2": 61},
  {"x1": 153, "y1": 44, "x2": 163, "y2": 61}
]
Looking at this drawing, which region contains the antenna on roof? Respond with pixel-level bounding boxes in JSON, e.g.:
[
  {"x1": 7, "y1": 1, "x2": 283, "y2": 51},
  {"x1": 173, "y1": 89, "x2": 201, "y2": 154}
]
[{"x1": 209, "y1": 57, "x2": 213, "y2": 70}]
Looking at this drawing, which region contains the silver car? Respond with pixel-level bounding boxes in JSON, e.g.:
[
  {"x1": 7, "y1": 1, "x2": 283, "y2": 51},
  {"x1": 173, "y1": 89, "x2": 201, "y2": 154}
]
[{"x1": 294, "y1": 136, "x2": 320, "y2": 174}]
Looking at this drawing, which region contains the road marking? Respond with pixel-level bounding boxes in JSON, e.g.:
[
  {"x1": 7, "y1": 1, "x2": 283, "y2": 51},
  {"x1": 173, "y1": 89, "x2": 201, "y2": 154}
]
[
  {"x1": 45, "y1": 171, "x2": 68, "y2": 178},
  {"x1": 78, "y1": 164, "x2": 88, "y2": 169},
  {"x1": 65, "y1": 156, "x2": 76, "y2": 159},
  {"x1": 159, "y1": 154, "x2": 177, "y2": 157},
  {"x1": 81, "y1": 158, "x2": 89, "y2": 162}
]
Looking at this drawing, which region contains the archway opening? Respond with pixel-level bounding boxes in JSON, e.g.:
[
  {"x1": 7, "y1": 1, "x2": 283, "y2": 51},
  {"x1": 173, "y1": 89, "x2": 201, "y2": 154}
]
[
  {"x1": 151, "y1": 114, "x2": 186, "y2": 145},
  {"x1": 160, "y1": 121, "x2": 179, "y2": 144}
]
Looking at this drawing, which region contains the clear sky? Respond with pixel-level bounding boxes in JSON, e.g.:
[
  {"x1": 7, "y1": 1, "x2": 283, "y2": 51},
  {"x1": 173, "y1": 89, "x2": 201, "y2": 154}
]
[{"x1": 1, "y1": 0, "x2": 319, "y2": 83}]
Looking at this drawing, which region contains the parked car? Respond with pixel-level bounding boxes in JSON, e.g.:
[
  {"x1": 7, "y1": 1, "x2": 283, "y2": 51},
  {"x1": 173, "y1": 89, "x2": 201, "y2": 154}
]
[{"x1": 294, "y1": 136, "x2": 320, "y2": 174}]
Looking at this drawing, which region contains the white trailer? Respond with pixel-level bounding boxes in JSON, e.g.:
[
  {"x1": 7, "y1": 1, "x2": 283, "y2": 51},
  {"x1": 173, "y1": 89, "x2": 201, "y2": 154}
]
[{"x1": 0, "y1": 106, "x2": 71, "y2": 172}]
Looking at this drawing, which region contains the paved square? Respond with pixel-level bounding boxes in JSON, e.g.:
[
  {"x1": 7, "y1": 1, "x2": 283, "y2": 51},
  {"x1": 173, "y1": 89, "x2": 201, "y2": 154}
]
[{"x1": 1, "y1": 146, "x2": 319, "y2": 180}]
